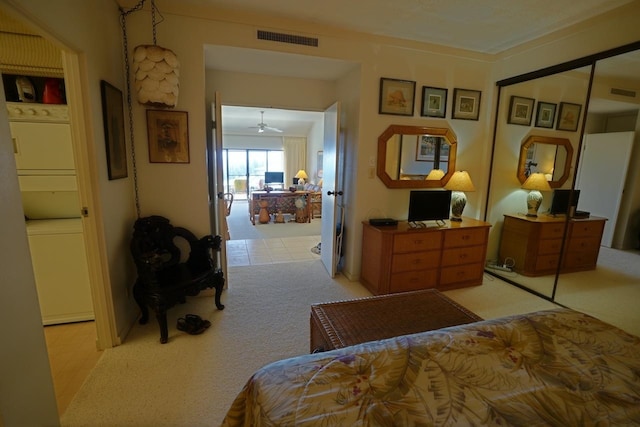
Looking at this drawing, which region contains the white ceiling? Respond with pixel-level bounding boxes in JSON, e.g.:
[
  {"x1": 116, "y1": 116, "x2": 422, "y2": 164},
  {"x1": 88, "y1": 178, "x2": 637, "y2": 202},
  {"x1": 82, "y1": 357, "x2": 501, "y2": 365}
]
[{"x1": 187, "y1": 0, "x2": 637, "y2": 133}]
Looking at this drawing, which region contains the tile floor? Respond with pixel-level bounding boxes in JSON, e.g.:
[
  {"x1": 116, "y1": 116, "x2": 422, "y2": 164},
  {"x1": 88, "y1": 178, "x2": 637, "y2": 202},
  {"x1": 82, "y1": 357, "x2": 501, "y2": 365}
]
[
  {"x1": 43, "y1": 320, "x2": 103, "y2": 416},
  {"x1": 226, "y1": 235, "x2": 321, "y2": 266}
]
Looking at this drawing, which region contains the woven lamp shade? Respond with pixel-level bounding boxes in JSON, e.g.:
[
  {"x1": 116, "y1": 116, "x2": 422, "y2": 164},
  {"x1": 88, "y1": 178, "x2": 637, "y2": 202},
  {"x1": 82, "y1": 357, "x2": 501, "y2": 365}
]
[
  {"x1": 425, "y1": 169, "x2": 445, "y2": 180},
  {"x1": 522, "y1": 172, "x2": 552, "y2": 191},
  {"x1": 133, "y1": 45, "x2": 180, "y2": 108},
  {"x1": 444, "y1": 171, "x2": 476, "y2": 192}
]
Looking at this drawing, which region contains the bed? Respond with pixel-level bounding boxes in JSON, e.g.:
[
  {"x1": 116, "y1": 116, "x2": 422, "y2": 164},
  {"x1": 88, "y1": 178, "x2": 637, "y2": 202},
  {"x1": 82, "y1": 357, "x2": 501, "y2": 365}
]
[{"x1": 222, "y1": 308, "x2": 640, "y2": 426}]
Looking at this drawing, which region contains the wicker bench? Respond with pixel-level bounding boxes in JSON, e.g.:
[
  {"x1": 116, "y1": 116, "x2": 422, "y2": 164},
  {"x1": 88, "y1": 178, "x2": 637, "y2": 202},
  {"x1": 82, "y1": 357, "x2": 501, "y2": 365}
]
[{"x1": 310, "y1": 289, "x2": 481, "y2": 352}]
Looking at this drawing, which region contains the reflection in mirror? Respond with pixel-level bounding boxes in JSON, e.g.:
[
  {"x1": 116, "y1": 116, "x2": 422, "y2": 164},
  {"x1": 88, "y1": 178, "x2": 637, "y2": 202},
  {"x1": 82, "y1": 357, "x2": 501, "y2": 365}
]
[
  {"x1": 377, "y1": 125, "x2": 457, "y2": 188},
  {"x1": 484, "y1": 65, "x2": 592, "y2": 298},
  {"x1": 554, "y1": 49, "x2": 640, "y2": 336},
  {"x1": 517, "y1": 135, "x2": 573, "y2": 188}
]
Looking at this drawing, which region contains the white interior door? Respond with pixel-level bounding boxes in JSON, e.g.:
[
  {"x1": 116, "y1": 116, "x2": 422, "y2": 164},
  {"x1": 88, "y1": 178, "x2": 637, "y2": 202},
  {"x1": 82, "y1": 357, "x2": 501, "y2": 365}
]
[
  {"x1": 209, "y1": 93, "x2": 228, "y2": 279},
  {"x1": 320, "y1": 102, "x2": 342, "y2": 276},
  {"x1": 575, "y1": 131, "x2": 634, "y2": 247}
]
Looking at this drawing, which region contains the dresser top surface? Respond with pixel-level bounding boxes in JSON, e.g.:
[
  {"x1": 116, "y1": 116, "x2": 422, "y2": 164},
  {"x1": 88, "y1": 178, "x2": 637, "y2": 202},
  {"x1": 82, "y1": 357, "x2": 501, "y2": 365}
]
[
  {"x1": 503, "y1": 213, "x2": 607, "y2": 223},
  {"x1": 364, "y1": 217, "x2": 491, "y2": 233}
]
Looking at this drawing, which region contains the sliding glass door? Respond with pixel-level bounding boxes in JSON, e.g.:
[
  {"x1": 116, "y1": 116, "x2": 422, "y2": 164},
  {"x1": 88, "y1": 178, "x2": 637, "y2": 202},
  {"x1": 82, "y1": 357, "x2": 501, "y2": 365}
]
[{"x1": 223, "y1": 149, "x2": 284, "y2": 200}]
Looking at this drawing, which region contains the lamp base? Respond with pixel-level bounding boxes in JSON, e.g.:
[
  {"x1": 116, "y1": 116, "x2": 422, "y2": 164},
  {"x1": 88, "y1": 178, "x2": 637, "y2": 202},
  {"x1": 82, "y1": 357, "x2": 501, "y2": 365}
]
[
  {"x1": 450, "y1": 191, "x2": 467, "y2": 222},
  {"x1": 526, "y1": 190, "x2": 543, "y2": 217}
]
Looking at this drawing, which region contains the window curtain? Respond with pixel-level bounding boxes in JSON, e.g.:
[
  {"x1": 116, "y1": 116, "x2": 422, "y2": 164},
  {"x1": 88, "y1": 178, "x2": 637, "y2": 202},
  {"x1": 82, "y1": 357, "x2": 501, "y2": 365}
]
[{"x1": 284, "y1": 137, "x2": 306, "y2": 186}]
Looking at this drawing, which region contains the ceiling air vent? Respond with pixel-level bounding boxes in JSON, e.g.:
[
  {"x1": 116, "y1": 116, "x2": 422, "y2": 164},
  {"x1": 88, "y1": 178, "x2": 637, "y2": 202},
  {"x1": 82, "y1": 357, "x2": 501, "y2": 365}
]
[
  {"x1": 610, "y1": 87, "x2": 637, "y2": 98},
  {"x1": 257, "y1": 30, "x2": 319, "y2": 47}
]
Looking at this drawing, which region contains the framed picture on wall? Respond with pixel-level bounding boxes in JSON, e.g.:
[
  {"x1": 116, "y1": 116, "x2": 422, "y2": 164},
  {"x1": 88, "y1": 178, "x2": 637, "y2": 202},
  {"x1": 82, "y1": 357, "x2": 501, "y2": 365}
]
[
  {"x1": 535, "y1": 101, "x2": 557, "y2": 128},
  {"x1": 100, "y1": 80, "x2": 128, "y2": 180},
  {"x1": 420, "y1": 86, "x2": 448, "y2": 118},
  {"x1": 378, "y1": 77, "x2": 416, "y2": 116},
  {"x1": 146, "y1": 110, "x2": 190, "y2": 163},
  {"x1": 507, "y1": 95, "x2": 535, "y2": 126},
  {"x1": 452, "y1": 88, "x2": 481, "y2": 120},
  {"x1": 556, "y1": 102, "x2": 582, "y2": 131}
]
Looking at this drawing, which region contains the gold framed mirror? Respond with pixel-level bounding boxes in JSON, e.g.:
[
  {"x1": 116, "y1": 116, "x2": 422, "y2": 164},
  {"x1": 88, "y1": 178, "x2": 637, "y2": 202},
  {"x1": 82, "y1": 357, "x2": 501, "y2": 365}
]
[
  {"x1": 376, "y1": 125, "x2": 457, "y2": 188},
  {"x1": 517, "y1": 135, "x2": 573, "y2": 188}
]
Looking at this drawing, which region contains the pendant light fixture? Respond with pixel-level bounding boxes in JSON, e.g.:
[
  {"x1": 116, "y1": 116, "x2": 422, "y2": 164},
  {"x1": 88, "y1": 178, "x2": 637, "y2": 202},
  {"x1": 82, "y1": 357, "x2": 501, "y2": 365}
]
[
  {"x1": 125, "y1": 0, "x2": 180, "y2": 109},
  {"x1": 120, "y1": 0, "x2": 180, "y2": 217}
]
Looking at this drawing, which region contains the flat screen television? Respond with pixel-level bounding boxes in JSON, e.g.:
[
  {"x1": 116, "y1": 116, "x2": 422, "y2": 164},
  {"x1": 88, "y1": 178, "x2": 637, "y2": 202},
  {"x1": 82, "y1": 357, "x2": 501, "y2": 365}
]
[
  {"x1": 408, "y1": 190, "x2": 451, "y2": 224},
  {"x1": 264, "y1": 171, "x2": 284, "y2": 184},
  {"x1": 549, "y1": 189, "x2": 580, "y2": 215}
]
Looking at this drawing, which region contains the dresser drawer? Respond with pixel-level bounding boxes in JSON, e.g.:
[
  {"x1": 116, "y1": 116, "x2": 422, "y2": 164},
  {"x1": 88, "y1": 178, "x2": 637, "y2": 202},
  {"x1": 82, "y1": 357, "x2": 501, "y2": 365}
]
[
  {"x1": 566, "y1": 236, "x2": 600, "y2": 253},
  {"x1": 570, "y1": 220, "x2": 605, "y2": 238},
  {"x1": 443, "y1": 228, "x2": 487, "y2": 248},
  {"x1": 539, "y1": 222, "x2": 566, "y2": 239},
  {"x1": 391, "y1": 251, "x2": 440, "y2": 273},
  {"x1": 563, "y1": 251, "x2": 598, "y2": 270},
  {"x1": 441, "y1": 245, "x2": 484, "y2": 267},
  {"x1": 535, "y1": 254, "x2": 560, "y2": 272},
  {"x1": 439, "y1": 263, "x2": 484, "y2": 287},
  {"x1": 393, "y1": 233, "x2": 442, "y2": 253},
  {"x1": 538, "y1": 238, "x2": 563, "y2": 255},
  {"x1": 390, "y1": 269, "x2": 439, "y2": 292}
]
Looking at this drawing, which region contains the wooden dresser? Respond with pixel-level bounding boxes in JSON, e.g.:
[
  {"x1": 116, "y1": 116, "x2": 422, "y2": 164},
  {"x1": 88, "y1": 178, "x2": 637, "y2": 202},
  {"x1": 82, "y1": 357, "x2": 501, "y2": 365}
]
[
  {"x1": 500, "y1": 213, "x2": 607, "y2": 276},
  {"x1": 360, "y1": 218, "x2": 491, "y2": 295}
]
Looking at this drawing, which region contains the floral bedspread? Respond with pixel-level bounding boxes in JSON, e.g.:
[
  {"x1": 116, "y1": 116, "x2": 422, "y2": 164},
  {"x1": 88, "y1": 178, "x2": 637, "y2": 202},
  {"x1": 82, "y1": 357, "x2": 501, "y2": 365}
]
[{"x1": 222, "y1": 308, "x2": 640, "y2": 426}]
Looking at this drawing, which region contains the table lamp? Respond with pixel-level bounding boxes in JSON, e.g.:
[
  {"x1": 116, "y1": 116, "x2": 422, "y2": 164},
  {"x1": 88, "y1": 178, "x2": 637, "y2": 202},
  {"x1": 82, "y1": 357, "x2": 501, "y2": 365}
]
[
  {"x1": 444, "y1": 171, "x2": 475, "y2": 221},
  {"x1": 425, "y1": 169, "x2": 445, "y2": 180},
  {"x1": 295, "y1": 169, "x2": 308, "y2": 185},
  {"x1": 522, "y1": 172, "x2": 552, "y2": 217}
]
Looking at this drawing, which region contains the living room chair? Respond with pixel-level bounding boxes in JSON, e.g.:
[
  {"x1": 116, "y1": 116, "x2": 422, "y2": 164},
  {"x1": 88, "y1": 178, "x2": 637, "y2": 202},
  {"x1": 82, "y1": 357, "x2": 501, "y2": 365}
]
[{"x1": 223, "y1": 192, "x2": 234, "y2": 216}]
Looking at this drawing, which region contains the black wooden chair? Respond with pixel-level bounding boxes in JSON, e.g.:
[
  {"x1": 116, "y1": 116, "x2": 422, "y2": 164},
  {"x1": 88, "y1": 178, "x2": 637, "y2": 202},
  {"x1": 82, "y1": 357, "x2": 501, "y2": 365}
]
[{"x1": 130, "y1": 215, "x2": 225, "y2": 343}]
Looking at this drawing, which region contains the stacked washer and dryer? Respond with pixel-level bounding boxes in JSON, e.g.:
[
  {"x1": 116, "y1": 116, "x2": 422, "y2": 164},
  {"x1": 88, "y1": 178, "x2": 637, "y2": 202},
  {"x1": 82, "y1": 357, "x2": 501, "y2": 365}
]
[{"x1": 8, "y1": 101, "x2": 94, "y2": 325}]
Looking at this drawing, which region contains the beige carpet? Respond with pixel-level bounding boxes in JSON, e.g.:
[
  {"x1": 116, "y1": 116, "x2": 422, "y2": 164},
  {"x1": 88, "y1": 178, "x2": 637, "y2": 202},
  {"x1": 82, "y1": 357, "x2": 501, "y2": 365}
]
[{"x1": 61, "y1": 263, "x2": 562, "y2": 426}]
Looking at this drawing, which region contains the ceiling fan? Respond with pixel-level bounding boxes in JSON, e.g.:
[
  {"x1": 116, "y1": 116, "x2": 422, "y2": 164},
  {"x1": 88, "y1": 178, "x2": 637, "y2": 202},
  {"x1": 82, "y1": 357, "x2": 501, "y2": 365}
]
[{"x1": 250, "y1": 111, "x2": 283, "y2": 133}]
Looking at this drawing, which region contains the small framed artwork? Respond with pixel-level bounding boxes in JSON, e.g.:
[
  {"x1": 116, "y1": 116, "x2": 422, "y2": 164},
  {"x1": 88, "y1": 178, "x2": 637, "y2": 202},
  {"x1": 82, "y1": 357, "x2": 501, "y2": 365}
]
[
  {"x1": 379, "y1": 77, "x2": 416, "y2": 116},
  {"x1": 507, "y1": 95, "x2": 535, "y2": 126},
  {"x1": 452, "y1": 88, "x2": 481, "y2": 120},
  {"x1": 416, "y1": 135, "x2": 437, "y2": 162},
  {"x1": 420, "y1": 86, "x2": 448, "y2": 118},
  {"x1": 100, "y1": 80, "x2": 128, "y2": 180},
  {"x1": 535, "y1": 101, "x2": 557, "y2": 128},
  {"x1": 556, "y1": 102, "x2": 582, "y2": 131},
  {"x1": 146, "y1": 110, "x2": 190, "y2": 163}
]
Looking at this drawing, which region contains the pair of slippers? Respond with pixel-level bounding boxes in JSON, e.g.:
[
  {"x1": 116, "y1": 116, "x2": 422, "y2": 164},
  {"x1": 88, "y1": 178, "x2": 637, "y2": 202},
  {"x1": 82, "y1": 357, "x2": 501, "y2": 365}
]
[{"x1": 177, "y1": 314, "x2": 211, "y2": 335}]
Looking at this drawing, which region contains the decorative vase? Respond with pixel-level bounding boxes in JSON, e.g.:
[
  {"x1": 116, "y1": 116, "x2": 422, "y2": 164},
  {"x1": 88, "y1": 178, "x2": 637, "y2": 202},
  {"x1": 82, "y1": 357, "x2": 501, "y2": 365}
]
[{"x1": 258, "y1": 200, "x2": 270, "y2": 224}]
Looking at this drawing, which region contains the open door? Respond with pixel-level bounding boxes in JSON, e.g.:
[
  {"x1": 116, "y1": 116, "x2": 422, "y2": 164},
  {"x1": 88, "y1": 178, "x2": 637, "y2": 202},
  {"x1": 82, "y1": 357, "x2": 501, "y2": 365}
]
[
  {"x1": 575, "y1": 131, "x2": 634, "y2": 247},
  {"x1": 320, "y1": 102, "x2": 343, "y2": 276},
  {"x1": 207, "y1": 92, "x2": 228, "y2": 280}
]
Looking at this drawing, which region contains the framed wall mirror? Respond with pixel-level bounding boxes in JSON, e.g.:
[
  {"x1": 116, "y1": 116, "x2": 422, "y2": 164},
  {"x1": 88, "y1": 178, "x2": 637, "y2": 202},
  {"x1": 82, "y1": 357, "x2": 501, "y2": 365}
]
[
  {"x1": 377, "y1": 124, "x2": 457, "y2": 188},
  {"x1": 516, "y1": 135, "x2": 573, "y2": 188},
  {"x1": 484, "y1": 41, "x2": 640, "y2": 335}
]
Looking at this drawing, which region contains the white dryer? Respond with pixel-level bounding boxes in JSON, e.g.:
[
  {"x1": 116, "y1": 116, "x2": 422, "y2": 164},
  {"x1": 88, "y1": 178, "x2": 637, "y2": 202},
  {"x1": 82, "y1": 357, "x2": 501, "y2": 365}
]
[{"x1": 26, "y1": 219, "x2": 94, "y2": 325}]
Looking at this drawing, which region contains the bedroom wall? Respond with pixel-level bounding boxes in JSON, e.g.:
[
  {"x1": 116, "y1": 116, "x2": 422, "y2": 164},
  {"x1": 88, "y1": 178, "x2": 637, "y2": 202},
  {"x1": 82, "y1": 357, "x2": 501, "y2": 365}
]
[{"x1": 123, "y1": 6, "x2": 495, "y2": 280}]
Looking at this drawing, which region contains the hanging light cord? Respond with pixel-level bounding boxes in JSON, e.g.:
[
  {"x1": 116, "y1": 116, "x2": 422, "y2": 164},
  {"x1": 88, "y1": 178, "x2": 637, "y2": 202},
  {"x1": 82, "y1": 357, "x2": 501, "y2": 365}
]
[{"x1": 119, "y1": 0, "x2": 167, "y2": 218}]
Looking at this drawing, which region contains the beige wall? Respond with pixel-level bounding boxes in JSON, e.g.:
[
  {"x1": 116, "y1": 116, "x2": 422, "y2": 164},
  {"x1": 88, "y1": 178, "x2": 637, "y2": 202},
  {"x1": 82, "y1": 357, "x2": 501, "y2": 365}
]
[{"x1": 1, "y1": 0, "x2": 640, "y2": 421}]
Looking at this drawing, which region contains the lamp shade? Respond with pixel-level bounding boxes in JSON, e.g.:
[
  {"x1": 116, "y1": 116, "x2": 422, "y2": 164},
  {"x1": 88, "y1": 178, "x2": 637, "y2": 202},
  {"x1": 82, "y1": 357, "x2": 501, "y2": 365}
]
[
  {"x1": 522, "y1": 172, "x2": 551, "y2": 191},
  {"x1": 133, "y1": 45, "x2": 180, "y2": 108},
  {"x1": 425, "y1": 169, "x2": 445, "y2": 180},
  {"x1": 295, "y1": 170, "x2": 308, "y2": 180},
  {"x1": 444, "y1": 171, "x2": 476, "y2": 192}
]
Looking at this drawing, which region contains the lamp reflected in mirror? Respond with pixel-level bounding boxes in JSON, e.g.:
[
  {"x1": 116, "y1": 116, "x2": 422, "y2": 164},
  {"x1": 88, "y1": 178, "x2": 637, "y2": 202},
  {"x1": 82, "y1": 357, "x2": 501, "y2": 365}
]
[
  {"x1": 444, "y1": 171, "x2": 475, "y2": 221},
  {"x1": 425, "y1": 169, "x2": 445, "y2": 181},
  {"x1": 522, "y1": 172, "x2": 551, "y2": 217}
]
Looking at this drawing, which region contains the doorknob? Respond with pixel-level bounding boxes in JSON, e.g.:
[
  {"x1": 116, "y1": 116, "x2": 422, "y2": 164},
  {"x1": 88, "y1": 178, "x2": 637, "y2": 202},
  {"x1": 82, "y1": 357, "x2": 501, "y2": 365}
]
[{"x1": 327, "y1": 190, "x2": 343, "y2": 196}]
